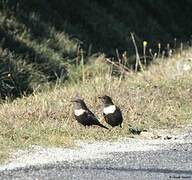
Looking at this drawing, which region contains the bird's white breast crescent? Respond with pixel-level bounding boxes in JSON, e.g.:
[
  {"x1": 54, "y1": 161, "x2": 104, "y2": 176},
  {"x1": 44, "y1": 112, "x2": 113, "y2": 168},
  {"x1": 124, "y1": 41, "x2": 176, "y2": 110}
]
[
  {"x1": 103, "y1": 105, "x2": 116, "y2": 114},
  {"x1": 74, "y1": 109, "x2": 86, "y2": 116}
]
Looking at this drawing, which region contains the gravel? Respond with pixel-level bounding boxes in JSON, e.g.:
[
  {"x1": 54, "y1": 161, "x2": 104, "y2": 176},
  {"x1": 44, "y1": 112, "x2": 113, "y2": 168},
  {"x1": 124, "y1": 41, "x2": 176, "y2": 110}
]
[{"x1": 0, "y1": 131, "x2": 191, "y2": 172}]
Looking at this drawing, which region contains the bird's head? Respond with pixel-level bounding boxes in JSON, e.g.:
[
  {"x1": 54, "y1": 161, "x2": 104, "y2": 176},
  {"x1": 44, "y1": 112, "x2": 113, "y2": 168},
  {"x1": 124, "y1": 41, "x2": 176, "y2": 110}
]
[
  {"x1": 71, "y1": 98, "x2": 87, "y2": 109},
  {"x1": 98, "y1": 95, "x2": 114, "y2": 106}
]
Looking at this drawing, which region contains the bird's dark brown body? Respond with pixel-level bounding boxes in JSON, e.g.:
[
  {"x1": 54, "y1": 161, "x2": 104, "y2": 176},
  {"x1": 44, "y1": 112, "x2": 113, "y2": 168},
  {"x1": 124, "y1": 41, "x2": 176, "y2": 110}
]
[
  {"x1": 104, "y1": 106, "x2": 123, "y2": 127},
  {"x1": 72, "y1": 99, "x2": 108, "y2": 129},
  {"x1": 99, "y1": 95, "x2": 123, "y2": 128}
]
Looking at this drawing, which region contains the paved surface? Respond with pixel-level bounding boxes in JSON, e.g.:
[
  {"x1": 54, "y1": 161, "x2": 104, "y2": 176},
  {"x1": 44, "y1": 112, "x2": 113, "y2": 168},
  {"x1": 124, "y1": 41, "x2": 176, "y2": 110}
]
[{"x1": 0, "y1": 139, "x2": 192, "y2": 180}]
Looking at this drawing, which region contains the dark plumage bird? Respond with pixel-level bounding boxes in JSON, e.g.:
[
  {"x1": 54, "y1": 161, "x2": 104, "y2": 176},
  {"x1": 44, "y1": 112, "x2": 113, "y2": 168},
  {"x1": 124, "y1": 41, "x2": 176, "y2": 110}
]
[
  {"x1": 71, "y1": 99, "x2": 108, "y2": 129},
  {"x1": 99, "y1": 95, "x2": 123, "y2": 128}
]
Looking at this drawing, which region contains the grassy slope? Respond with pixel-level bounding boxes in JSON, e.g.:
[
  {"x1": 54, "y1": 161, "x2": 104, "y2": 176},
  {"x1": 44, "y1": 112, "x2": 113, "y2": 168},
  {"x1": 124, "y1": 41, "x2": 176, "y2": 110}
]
[
  {"x1": 1, "y1": 49, "x2": 192, "y2": 162},
  {"x1": 1, "y1": 1, "x2": 192, "y2": 99},
  {"x1": 0, "y1": 0, "x2": 192, "y2": 162}
]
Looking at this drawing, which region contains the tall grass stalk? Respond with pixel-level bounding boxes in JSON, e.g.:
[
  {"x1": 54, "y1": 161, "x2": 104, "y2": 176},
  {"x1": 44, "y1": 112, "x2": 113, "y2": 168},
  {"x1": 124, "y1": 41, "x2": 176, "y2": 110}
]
[{"x1": 130, "y1": 33, "x2": 143, "y2": 72}]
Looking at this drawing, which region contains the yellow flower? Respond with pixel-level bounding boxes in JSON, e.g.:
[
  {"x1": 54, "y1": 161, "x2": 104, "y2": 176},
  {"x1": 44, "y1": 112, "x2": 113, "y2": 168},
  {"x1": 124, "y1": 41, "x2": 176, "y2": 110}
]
[
  {"x1": 7, "y1": 73, "x2": 11, "y2": 77},
  {"x1": 143, "y1": 41, "x2": 148, "y2": 47}
]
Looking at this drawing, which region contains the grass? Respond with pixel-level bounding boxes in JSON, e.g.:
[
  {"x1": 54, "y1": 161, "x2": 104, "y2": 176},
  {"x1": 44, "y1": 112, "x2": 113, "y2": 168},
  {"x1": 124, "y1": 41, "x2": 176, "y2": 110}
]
[
  {"x1": 1, "y1": 1, "x2": 192, "y2": 99},
  {"x1": 0, "y1": 49, "x2": 192, "y2": 163},
  {"x1": 0, "y1": 0, "x2": 192, "y2": 164}
]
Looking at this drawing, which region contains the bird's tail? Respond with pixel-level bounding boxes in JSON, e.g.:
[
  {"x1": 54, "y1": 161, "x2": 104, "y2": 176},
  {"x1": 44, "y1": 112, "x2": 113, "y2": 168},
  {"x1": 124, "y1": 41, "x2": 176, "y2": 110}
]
[{"x1": 98, "y1": 123, "x2": 109, "y2": 129}]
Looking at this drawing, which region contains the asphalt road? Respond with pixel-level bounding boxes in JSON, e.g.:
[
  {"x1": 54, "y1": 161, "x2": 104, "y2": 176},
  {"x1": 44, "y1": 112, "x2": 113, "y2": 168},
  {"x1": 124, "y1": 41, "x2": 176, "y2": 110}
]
[{"x1": 1, "y1": 141, "x2": 192, "y2": 180}]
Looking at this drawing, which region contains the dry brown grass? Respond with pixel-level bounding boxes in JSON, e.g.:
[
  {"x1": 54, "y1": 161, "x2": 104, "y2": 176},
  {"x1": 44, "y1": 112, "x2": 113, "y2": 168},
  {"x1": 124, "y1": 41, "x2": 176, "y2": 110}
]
[{"x1": 1, "y1": 50, "x2": 192, "y2": 163}]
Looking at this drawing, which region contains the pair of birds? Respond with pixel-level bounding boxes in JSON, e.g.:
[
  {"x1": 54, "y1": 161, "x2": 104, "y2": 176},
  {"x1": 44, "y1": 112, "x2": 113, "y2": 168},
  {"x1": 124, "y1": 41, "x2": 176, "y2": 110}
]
[{"x1": 71, "y1": 95, "x2": 123, "y2": 129}]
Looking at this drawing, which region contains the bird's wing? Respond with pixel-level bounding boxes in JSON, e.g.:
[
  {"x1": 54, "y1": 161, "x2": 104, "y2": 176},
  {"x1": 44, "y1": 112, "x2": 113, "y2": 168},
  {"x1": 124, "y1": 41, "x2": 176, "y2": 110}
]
[
  {"x1": 87, "y1": 109, "x2": 96, "y2": 117},
  {"x1": 86, "y1": 110, "x2": 101, "y2": 124}
]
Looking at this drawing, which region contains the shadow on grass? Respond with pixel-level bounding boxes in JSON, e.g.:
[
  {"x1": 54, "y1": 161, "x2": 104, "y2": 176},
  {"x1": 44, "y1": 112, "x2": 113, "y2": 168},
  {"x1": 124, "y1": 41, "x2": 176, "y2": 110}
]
[{"x1": 0, "y1": 28, "x2": 68, "y2": 99}]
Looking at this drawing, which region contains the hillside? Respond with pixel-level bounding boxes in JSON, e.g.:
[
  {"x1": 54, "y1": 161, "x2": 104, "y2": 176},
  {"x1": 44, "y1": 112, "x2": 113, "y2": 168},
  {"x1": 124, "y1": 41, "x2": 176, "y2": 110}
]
[
  {"x1": 0, "y1": 48, "x2": 192, "y2": 162},
  {"x1": 0, "y1": 0, "x2": 192, "y2": 98}
]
